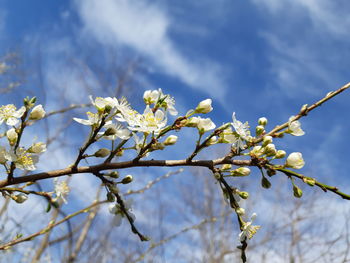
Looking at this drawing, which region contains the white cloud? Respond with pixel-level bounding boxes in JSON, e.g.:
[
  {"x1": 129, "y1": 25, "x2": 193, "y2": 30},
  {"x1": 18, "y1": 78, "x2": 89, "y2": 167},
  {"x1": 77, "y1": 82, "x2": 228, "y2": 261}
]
[
  {"x1": 74, "y1": 0, "x2": 227, "y2": 100},
  {"x1": 251, "y1": 0, "x2": 350, "y2": 97},
  {"x1": 252, "y1": 0, "x2": 350, "y2": 37}
]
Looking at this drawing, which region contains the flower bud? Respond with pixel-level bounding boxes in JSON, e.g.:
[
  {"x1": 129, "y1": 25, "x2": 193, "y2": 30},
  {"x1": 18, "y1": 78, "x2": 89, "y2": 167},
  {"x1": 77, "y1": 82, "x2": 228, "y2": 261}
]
[
  {"x1": 258, "y1": 117, "x2": 268, "y2": 126},
  {"x1": 238, "y1": 191, "x2": 249, "y2": 199},
  {"x1": 195, "y1": 99, "x2": 213, "y2": 114},
  {"x1": 286, "y1": 152, "x2": 305, "y2": 169},
  {"x1": 121, "y1": 175, "x2": 133, "y2": 184},
  {"x1": 267, "y1": 169, "x2": 276, "y2": 177},
  {"x1": 261, "y1": 176, "x2": 271, "y2": 189},
  {"x1": 186, "y1": 117, "x2": 200, "y2": 127},
  {"x1": 104, "y1": 105, "x2": 112, "y2": 113},
  {"x1": 104, "y1": 127, "x2": 117, "y2": 136},
  {"x1": 255, "y1": 125, "x2": 265, "y2": 136},
  {"x1": 164, "y1": 135, "x2": 178, "y2": 145},
  {"x1": 151, "y1": 142, "x2": 165, "y2": 150},
  {"x1": 236, "y1": 207, "x2": 245, "y2": 216},
  {"x1": 29, "y1": 104, "x2": 46, "y2": 120},
  {"x1": 293, "y1": 185, "x2": 303, "y2": 198},
  {"x1": 250, "y1": 146, "x2": 264, "y2": 157},
  {"x1": 6, "y1": 128, "x2": 18, "y2": 146},
  {"x1": 230, "y1": 167, "x2": 251, "y2": 177},
  {"x1": 214, "y1": 172, "x2": 221, "y2": 180},
  {"x1": 206, "y1": 136, "x2": 217, "y2": 146},
  {"x1": 12, "y1": 193, "x2": 28, "y2": 203},
  {"x1": 28, "y1": 142, "x2": 46, "y2": 154},
  {"x1": 262, "y1": 136, "x2": 273, "y2": 147},
  {"x1": 107, "y1": 192, "x2": 115, "y2": 202},
  {"x1": 221, "y1": 164, "x2": 232, "y2": 170},
  {"x1": 264, "y1": 143, "x2": 276, "y2": 157},
  {"x1": 94, "y1": 148, "x2": 110, "y2": 158},
  {"x1": 116, "y1": 149, "x2": 124, "y2": 156},
  {"x1": 143, "y1": 90, "x2": 159, "y2": 104},
  {"x1": 275, "y1": 150, "x2": 286, "y2": 159},
  {"x1": 303, "y1": 177, "x2": 316, "y2": 186},
  {"x1": 107, "y1": 171, "x2": 119, "y2": 178}
]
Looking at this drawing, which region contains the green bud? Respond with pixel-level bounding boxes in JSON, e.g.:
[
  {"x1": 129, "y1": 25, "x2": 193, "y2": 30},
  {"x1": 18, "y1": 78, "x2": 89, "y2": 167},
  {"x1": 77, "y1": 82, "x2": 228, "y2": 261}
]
[
  {"x1": 151, "y1": 142, "x2": 165, "y2": 150},
  {"x1": 275, "y1": 150, "x2": 286, "y2": 159},
  {"x1": 262, "y1": 136, "x2": 273, "y2": 147},
  {"x1": 107, "y1": 192, "x2": 115, "y2": 202},
  {"x1": 12, "y1": 193, "x2": 28, "y2": 204},
  {"x1": 214, "y1": 172, "x2": 221, "y2": 180},
  {"x1": 261, "y1": 176, "x2": 271, "y2": 189},
  {"x1": 107, "y1": 171, "x2": 119, "y2": 178},
  {"x1": 258, "y1": 117, "x2": 268, "y2": 126},
  {"x1": 238, "y1": 191, "x2": 249, "y2": 199},
  {"x1": 267, "y1": 169, "x2": 276, "y2": 177},
  {"x1": 293, "y1": 185, "x2": 303, "y2": 198},
  {"x1": 235, "y1": 207, "x2": 245, "y2": 216},
  {"x1": 121, "y1": 175, "x2": 133, "y2": 184},
  {"x1": 104, "y1": 127, "x2": 117, "y2": 136},
  {"x1": 221, "y1": 164, "x2": 232, "y2": 170},
  {"x1": 116, "y1": 149, "x2": 124, "y2": 156},
  {"x1": 230, "y1": 167, "x2": 251, "y2": 177},
  {"x1": 164, "y1": 135, "x2": 178, "y2": 145},
  {"x1": 256, "y1": 125, "x2": 265, "y2": 136},
  {"x1": 264, "y1": 143, "x2": 276, "y2": 157},
  {"x1": 94, "y1": 148, "x2": 110, "y2": 157},
  {"x1": 104, "y1": 105, "x2": 112, "y2": 113},
  {"x1": 303, "y1": 177, "x2": 316, "y2": 186}
]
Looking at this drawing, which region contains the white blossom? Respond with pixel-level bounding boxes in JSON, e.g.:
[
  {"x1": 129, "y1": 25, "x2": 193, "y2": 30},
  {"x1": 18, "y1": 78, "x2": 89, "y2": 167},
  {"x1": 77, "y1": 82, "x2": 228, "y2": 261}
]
[
  {"x1": 0, "y1": 146, "x2": 8, "y2": 164},
  {"x1": 0, "y1": 104, "x2": 25, "y2": 126},
  {"x1": 109, "y1": 199, "x2": 135, "y2": 227},
  {"x1": 239, "y1": 213, "x2": 261, "y2": 242},
  {"x1": 28, "y1": 142, "x2": 47, "y2": 154},
  {"x1": 286, "y1": 152, "x2": 305, "y2": 169},
  {"x1": 197, "y1": 117, "x2": 216, "y2": 133},
  {"x1": 231, "y1": 112, "x2": 251, "y2": 150},
  {"x1": 6, "y1": 128, "x2": 18, "y2": 145},
  {"x1": 100, "y1": 121, "x2": 131, "y2": 140},
  {"x1": 143, "y1": 90, "x2": 160, "y2": 104},
  {"x1": 218, "y1": 126, "x2": 236, "y2": 143},
  {"x1": 90, "y1": 96, "x2": 118, "y2": 112},
  {"x1": 54, "y1": 179, "x2": 70, "y2": 204},
  {"x1": 188, "y1": 116, "x2": 215, "y2": 133},
  {"x1": 164, "y1": 135, "x2": 178, "y2": 145},
  {"x1": 10, "y1": 148, "x2": 39, "y2": 171},
  {"x1": 128, "y1": 106, "x2": 167, "y2": 134},
  {"x1": 29, "y1": 104, "x2": 46, "y2": 120},
  {"x1": 195, "y1": 99, "x2": 213, "y2": 114},
  {"x1": 288, "y1": 116, "x2": 305, "y2": 136},
  {"x1": 73, "y1": 112, "x2": 101, "y2": 126}
]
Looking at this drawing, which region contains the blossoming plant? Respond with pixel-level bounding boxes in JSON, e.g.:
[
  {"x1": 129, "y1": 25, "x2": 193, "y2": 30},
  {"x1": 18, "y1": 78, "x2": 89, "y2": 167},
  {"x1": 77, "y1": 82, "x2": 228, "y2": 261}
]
[{"x1": 0, "y1": 84, "x2": 350, "y2": 262}]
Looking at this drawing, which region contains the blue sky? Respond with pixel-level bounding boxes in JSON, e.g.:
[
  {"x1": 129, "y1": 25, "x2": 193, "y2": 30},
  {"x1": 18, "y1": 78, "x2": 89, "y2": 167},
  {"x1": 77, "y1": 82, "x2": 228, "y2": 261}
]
[
  {"x1": 1, "y1": 0, "x2": 350, "y2": 261},
  {"x1": 1, "y1": 0, "x2": 348, "y2": 178}
]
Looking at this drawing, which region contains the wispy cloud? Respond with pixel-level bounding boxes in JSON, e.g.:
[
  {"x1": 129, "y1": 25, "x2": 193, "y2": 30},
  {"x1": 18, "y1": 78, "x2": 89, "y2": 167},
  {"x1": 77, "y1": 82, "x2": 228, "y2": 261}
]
[
  {"x1": 74, "y1": 0, "x2": 227, "y2": 100},
  {"x1": 251, "y1": 0, "x2": 350, "y2": 97}
]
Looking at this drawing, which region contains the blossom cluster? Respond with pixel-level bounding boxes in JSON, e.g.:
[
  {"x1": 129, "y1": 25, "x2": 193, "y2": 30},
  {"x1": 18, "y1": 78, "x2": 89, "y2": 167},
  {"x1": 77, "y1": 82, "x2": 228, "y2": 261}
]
[
  {"x1": 0, "y1": 98, "x2": 46, "y2": 171},
  {"x1": 70, "y1": 89, "x2": 308, "y2": 242},
  {"x1": 0, "y1": 89, "x2": 308, "y2": 246}
]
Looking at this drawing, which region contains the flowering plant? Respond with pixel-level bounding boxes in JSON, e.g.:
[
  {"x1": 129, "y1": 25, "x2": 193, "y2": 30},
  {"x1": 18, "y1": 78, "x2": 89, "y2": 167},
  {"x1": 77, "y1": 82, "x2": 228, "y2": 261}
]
[{"x1": 0, "y1": 83, "x2": 350, "y2": 262}]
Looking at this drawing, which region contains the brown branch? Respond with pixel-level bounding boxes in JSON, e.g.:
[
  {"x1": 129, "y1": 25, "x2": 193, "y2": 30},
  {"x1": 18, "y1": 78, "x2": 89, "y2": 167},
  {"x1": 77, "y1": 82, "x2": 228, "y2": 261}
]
[{"x1": 0, "y1": 158, "x2": 252, "y2": 188}]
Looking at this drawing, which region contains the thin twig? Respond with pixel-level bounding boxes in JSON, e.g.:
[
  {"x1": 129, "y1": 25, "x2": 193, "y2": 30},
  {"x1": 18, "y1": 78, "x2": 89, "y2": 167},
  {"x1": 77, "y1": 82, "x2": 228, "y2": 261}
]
[
  {"x1": 0, "y1": 200, "x2": 107, "y2": 250},
  {"x1": 276, "y1": 168, "x2": 350, "y2": 200}
]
